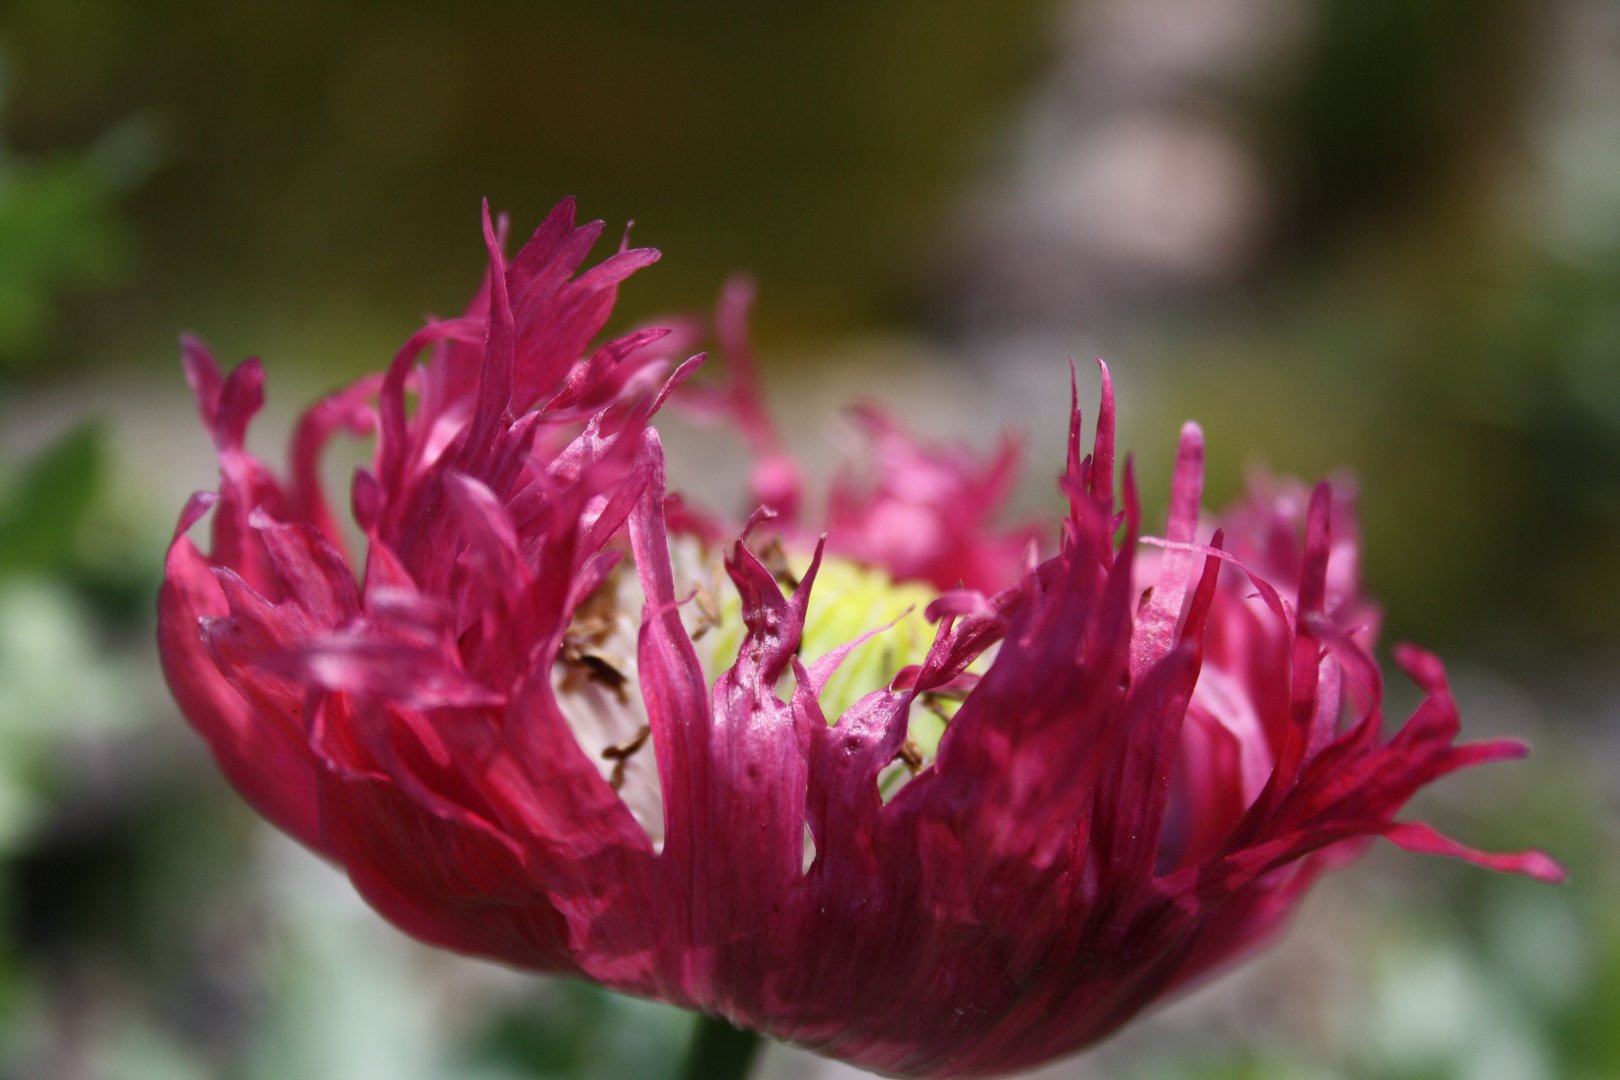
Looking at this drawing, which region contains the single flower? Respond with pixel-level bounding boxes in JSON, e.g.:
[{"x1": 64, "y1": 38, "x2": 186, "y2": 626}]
[{"x1": 158, "y1": 199, "x2": 1562, "y2": 1079}]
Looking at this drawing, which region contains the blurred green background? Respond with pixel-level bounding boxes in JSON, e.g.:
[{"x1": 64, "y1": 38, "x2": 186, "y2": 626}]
[{"x1": 0, "y1": 1, "x2": 1615, "y2": 1078}]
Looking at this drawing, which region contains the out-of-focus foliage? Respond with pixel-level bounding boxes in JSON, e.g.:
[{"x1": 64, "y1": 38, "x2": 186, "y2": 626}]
[
  {"x1": 0, "y1": 0, "x2": 1613, "y2": 1078},
  {"x1": 0, "y1": 75, "x2": 158, "y2": 373},
  {"x1": 463, "y1": 981, "x2": 692, "y2": 1080},
  {"x1": 0, "y1": 0, "x2": 1049, "y2": 361},
  {"x1": 1154, "y1": 224, "x2": 1620, "y2": 654},
  {"x1": 1129, "y1": 0, "x2": 1620, "y2": 657},
  {"x1": 0, "y1": 420, "x2": 100, "y2": 572},
  {"x1": 1267, "y1": 0, "x2": 1536, "y2": 250},
  {"x1": 0, "y1": 423, "x2": 146, "y2": 850}
]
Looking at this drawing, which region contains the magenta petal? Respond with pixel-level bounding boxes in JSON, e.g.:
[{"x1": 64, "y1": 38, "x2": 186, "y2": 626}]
[
  {"x1": 159, "y1": 538, "x2": 328, "y2": 854},
  {"x1": 317, "y1": 758, "x2": 584, "y2": 972},
  {"x1": 1130, "y1": 421, "x2": 1203, "y2": 679},
  {"x1": 1383, "y1": 821, "x2": 1567, "y2": 884},
  {"x1": 826, "y1": 402, "x2": 1036, "y2": 594},
  {"x1": 157, "y1": 201, "x2": 1562, "y2": 1080}
]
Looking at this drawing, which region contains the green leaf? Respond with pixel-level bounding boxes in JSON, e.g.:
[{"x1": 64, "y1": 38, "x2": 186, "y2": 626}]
[{"x1": 0, "y1": 421, "x2": 104, "y2": 575}]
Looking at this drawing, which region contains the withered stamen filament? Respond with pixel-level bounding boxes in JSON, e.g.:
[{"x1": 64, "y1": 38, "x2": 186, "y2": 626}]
[{"x1": 602, "y1": 724, "x2": 652, "y2": 792}]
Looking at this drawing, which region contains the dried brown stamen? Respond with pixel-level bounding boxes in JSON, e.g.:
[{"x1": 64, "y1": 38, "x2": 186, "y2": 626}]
[
  {"x1": 567, "y1": 566, "x2": 622, "y2": 647},
  {"x1": 896, "y1": 733, "x2": 924, "y2": 776},
  {"x1": 690, "y1": 583, "x2": 722, "y2": 641},
  {"x1": 601, "y1": 724, "x2": 652, "y2": 792},
  {"x1": 558, "y1": 640, "x2": 631, "y2": 704},
  {"x1": 582, "y1": 653, "x2": 630, "y2": 698},
  {"x1": 757, "y1": 536, "x2": 800, "y2": 592},
  {"x1": 557, "y1": 565, "x2": 632, "y2": 703},
  {"x1": 920, "y1": 693, "x2": 954, "y2": 725}
]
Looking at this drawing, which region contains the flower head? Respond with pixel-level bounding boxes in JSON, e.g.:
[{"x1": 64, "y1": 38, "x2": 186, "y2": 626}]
[{"x1": 159, "y1": 200, "x2": 1562, "y2": 1079}]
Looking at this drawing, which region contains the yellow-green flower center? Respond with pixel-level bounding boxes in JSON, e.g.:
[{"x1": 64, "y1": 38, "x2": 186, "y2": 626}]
[
  {"x1": 556, "y1": 541, "x2": 972, "y2": 840},
  {"x1": 692, "y1": 549, "x2": 949, "y2": 758}
]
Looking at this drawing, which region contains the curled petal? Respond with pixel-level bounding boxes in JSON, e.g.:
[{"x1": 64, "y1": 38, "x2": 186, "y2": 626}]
[{"x1": 157, "y1": 200, "x2": 1561, "y2": 1080}]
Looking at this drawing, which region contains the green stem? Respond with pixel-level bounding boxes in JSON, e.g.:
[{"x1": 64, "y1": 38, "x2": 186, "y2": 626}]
[{"x1": 680, "y1": 1013, "x2": 763, "y2": 1080}]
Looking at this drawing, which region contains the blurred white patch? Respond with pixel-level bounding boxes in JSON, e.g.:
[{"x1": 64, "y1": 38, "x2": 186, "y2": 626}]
[
  {"x1": 0, "y1": 579, "x2": 148, "y2": 850},
  {"x1": 1032, "y1": 115, "x2": 1264, "y2": 282},
  {"x1": 1530, "y1": 0, "x2": 1620, "y2": 255},
  {"x1": 952, "y1": 0, "x2": 1311, "y2": 325},
  {"x1": 1064, "y1": 0, "x2": 1308, "y2": 94},
  {"x1": 1365, "y1": 941, "x2": 1554, "y2": 1080}
]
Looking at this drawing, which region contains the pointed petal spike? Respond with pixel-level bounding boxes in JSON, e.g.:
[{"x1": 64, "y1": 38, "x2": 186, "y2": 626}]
[
  {"x1": 1168, "y1": 422, "x2": 1205, "y2": 543},
  {"x1": 173, "y1": 491, "x2": 219, "y2": 541},
  {"x1": 1091, "y1": 356, "x2": 1116, "y2": 509},
  {"x1": 1383, "y1": 822, "x2": 1568, "y2": 884},
  {"x1": 1298, "y1": 480, "x2": 1333, "y2": 617}
]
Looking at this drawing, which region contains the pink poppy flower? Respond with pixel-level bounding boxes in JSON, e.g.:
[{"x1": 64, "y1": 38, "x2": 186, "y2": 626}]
[{"x1": 158, "y1": 199, "x2": 1562, "y2": 1079}]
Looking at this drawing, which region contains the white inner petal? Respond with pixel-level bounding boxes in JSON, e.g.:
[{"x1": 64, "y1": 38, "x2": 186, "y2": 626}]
[
  {"x1": 550, "y1": 560, "x2": 666, "y2": 847},
  {"x1": 550, "y1": 537, "x2": 743, "y2": 849},
  {"x1": 551, "y1": 534, "x2": 974, "y2": 843}
]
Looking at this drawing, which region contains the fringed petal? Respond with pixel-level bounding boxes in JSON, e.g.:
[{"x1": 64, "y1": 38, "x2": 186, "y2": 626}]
[
  {"x1": 159, "y1": 536, "x2": 327, "y2": 853},
  {"x1": 156, "y1": 201, "x2": 1563, "y2": 1080},
  {"x1": 1382, "y1": 821, "x2": 1567, "y2": 884}
]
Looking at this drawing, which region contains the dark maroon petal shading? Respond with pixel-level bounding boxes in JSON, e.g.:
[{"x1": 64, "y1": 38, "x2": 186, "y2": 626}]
[{"x1": 158, "y1": 200, "x2": 1562, "y2": 1080}]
